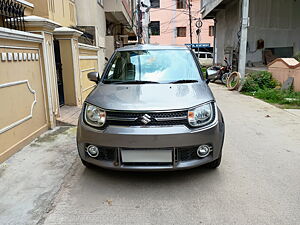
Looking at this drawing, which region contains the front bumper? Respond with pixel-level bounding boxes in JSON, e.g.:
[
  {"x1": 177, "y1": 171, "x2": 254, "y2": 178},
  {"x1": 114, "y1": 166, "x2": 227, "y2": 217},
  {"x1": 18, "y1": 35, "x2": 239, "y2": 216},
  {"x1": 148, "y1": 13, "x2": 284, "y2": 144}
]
[{"x1": 77, "y1": 109, "x2": 225, "y2": 171}]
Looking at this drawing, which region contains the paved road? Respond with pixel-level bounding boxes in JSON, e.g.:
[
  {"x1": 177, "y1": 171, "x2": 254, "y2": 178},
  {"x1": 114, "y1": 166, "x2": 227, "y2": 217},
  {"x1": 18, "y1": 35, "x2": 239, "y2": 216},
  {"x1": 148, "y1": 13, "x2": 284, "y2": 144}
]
[
  {"x1": 1, "y1": 84, "x2": 300, "y2": 225},
  {"x1": 43, "y1": 84, "x2": 300, "y2": 225}
]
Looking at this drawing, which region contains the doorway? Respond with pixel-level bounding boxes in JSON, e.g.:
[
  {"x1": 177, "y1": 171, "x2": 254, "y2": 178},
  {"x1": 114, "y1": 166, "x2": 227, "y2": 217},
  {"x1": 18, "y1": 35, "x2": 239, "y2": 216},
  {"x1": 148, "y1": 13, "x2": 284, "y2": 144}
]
[{"x1": 54, "y1": 40, "x2": 65, "y2": 106}]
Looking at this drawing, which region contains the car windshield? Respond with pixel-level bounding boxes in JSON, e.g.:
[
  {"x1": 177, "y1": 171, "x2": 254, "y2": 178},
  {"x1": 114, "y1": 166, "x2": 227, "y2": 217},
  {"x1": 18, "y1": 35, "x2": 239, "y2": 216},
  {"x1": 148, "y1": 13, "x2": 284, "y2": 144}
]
[{"x1": 103, "y1": 49, "x2": 202, "y2": 84}]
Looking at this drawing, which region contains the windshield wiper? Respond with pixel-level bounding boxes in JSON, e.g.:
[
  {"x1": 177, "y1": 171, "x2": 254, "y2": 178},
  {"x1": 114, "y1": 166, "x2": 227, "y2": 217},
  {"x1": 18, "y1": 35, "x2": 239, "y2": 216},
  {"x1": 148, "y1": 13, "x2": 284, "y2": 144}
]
[
  {"x1": 103, "y1": 80, "x2": 159, "y2": 84},
  {"x1": 169, "y1": 79, "x2": 199, "y2": 84}
]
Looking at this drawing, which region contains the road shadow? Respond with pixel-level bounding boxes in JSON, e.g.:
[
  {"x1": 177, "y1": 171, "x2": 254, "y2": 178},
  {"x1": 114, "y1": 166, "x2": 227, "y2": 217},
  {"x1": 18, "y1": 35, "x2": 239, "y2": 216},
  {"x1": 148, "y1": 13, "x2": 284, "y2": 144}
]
[
  {"x1": 62, "y1": 158, "x2": 225, "y2": 204},
  {"x1": 77, "y1": 161, "x2": 223, "y2": 188}
]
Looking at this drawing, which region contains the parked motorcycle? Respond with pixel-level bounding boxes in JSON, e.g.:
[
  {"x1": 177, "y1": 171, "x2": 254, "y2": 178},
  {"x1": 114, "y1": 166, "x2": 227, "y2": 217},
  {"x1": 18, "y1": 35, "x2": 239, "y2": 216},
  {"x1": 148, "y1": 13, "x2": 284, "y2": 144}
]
[{"x1": 206, "y1": 58, "x2": 232, "y2": 84}]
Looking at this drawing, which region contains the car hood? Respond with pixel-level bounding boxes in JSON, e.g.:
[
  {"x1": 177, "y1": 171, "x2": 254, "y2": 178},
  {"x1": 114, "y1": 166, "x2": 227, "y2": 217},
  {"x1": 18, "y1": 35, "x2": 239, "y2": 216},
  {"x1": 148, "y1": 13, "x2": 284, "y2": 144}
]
[{"x1": 86, "y1": 82, "x2": 214, "y2": 111}]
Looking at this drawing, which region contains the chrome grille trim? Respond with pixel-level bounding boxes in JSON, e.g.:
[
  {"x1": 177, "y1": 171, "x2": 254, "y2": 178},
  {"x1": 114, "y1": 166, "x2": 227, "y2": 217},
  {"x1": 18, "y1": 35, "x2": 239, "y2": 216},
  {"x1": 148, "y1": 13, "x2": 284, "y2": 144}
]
[
  {"x1": 155, "y1": 116, "x2": 188, "y2": 121},
  {"x1": 106, "y1": 116, "x2": 138, "y2": 121}
]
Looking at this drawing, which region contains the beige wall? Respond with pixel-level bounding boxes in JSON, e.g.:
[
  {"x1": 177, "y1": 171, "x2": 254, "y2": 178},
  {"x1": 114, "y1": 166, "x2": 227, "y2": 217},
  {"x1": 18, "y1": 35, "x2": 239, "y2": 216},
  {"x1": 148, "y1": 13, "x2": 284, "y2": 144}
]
[
  {"x1": 57, "y1": 38, "x2": 80, "y2": 106},
  {"x1": 79, "y1": 45, "x2": 98, "y2": 101},
  {"x1": 0, "y1": 33, "x2": 49, "y2": 163},
  {"x1": 294, "y1": 68, "x2": 300, "y2": 92},
  {"x1": 268, "y1": 60, "x2": 300, "y2": 92},
  {"x1": 30, "y1": 0, "x2": 77, "y2": 26},
  {"x1": 43, "y1": 32, "x2": 60, "y2": 118}
]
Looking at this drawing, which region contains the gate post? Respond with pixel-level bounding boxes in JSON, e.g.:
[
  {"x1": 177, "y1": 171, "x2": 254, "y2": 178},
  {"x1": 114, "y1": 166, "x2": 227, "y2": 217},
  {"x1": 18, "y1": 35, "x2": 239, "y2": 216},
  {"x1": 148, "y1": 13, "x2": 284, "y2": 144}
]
[
  {"x1": 54, "y1": 27, "x2": 83, "y2": 106},
  {"x1": 24, "y1": 16, "x2": 61, "y2": 128}
]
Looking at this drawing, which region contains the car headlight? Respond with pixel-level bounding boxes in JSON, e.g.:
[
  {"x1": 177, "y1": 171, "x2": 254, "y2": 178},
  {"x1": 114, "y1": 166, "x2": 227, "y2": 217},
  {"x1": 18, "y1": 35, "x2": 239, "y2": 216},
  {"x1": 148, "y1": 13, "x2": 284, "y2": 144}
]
[
  {"x1": 188, "y1": 103, "x2": 214, "y2": 127},
  {"x1": 84, "y1": 103, "x2": 106, "y2": 127}
]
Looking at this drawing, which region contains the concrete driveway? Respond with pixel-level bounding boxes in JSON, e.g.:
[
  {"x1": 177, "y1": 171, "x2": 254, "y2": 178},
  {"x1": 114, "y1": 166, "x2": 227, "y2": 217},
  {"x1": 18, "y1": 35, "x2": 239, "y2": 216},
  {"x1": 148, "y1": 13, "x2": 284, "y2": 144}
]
[{"x1": 1, "y1": 84, "x2": 300, "y2": 225}]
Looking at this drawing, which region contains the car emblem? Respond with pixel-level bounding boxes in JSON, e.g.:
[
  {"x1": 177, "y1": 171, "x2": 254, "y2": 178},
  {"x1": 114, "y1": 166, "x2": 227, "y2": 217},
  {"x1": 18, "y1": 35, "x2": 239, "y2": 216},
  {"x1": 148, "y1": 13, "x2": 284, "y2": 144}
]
[{"x1": 141, "y1": 114, "x2": 151, "y2": 124}]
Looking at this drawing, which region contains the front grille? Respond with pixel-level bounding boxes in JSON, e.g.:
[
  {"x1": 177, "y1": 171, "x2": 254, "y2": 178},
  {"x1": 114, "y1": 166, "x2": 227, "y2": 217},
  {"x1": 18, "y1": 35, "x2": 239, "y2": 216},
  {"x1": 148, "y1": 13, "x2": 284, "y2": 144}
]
[
  {"x1": 178, "y1": 146, "x2": 199, "y2": 161},
  {"x1": 98, "y1": 147, "x2": 117, "y2": 161},
  {"x1": 85, "y1": 146, "x2": 212, "y2": 164},
  {"x1": 106, "y1": 110, "x2": 188, "y2": 127},
  {"x1": 107, "y1": 111, "x2": 187, "y2": 118},
  {"x1": 107, "y1": 119, "x2": 187, "y2": 126}
]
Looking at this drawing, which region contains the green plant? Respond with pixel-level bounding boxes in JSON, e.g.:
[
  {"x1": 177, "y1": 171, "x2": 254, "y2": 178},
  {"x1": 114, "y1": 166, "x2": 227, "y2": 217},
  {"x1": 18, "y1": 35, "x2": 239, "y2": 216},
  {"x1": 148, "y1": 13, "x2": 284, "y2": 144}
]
[
  {"x1": 294, "y1": 52, "x2": 300, "y2": 62},
  {"x1": 242, "y1": 71, "x2": 278, "y2": 92},
  {"x1": 254, "y1": 89, "x2": 300, "y2": 106},
  {"x1": 201, "y1": 67, "x2": 207, "y2": 79}
]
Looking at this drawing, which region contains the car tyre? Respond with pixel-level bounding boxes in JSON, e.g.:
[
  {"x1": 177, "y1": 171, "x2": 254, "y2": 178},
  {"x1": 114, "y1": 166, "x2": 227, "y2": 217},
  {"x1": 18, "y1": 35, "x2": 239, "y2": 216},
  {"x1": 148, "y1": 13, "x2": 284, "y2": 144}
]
[
  {"x1": 205, "y1": 153, "x2": 222, "y2": 169},
  {"x1": 81, "y1": 159, "x2": 95, "y2": 169},
  {"x1": 221, "y1": 74, "x2": 228, "y2": 84}
]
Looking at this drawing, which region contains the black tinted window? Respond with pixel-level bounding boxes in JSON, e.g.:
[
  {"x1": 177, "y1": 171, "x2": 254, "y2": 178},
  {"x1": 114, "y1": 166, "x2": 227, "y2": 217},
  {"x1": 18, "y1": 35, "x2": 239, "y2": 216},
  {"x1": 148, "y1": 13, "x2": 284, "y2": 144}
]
[
  {"x1": 149, "y1": 21, "x2": 160, "y2": 35},
  {"x1": 150, "y1": 0, "x2": 160, "y2": 8}
]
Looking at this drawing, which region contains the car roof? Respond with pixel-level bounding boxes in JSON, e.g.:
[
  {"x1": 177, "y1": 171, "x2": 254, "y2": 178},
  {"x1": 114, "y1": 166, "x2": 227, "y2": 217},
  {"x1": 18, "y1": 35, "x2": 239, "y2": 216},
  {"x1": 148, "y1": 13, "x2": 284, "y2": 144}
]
[{"x1": 116, "y1": 44, "x2": 189, "y2": 52}]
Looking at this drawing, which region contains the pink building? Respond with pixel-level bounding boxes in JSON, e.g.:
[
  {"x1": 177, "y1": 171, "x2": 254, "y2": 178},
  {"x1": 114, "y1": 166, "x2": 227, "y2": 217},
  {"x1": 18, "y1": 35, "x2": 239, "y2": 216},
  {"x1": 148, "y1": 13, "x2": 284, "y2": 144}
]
[{"x1": 149, "y1": 0, "x2": 214, "y2": 49}]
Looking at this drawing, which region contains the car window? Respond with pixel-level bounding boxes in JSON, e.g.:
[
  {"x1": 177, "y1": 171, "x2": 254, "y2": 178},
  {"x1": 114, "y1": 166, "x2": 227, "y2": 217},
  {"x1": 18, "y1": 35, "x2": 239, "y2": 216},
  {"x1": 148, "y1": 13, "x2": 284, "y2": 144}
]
[
  {"x1": 207, "y1": 54, "x2": 213, "y2": 58},
  {"x1": 199, "y1": 54, "x2": 206, "y2": 58},
  {"x1": 104, "y1": 49, "x2": 201, "y2": 83}
]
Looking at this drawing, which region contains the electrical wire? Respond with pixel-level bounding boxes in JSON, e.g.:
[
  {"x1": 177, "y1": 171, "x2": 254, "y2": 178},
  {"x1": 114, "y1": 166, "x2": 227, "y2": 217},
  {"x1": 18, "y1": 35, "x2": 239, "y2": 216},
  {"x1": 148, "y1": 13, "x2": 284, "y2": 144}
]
[
  {"x1": 148, "y1": 0, "x2": 203, "y2": 41},
  {"x1": 151, "y1": 8, "x2": 200, "y2": 13},
  {"x1": 159, "y1": 8, "x2": 189, "y2": 25},
  {"x1": 160, "y1": 11, "x2": 188, "y2": 33},
  {"x1": 150, "y1": 2, "x2": 177, "y2": 11}
]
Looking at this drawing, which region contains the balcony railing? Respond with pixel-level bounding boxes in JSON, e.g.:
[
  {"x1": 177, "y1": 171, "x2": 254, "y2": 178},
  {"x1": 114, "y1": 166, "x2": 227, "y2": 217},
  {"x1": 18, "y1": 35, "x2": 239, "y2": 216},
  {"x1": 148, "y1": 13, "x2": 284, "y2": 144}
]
[{"x1": 0, "y1": 0, "x2": 25, "y2": 31}]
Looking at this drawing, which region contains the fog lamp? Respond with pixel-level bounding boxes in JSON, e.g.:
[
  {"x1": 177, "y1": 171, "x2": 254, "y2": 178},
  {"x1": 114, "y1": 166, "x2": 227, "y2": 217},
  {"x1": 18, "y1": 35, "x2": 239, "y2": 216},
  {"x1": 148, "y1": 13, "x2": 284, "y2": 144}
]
[
  {"x1": 197, "y1": 145, "x2": 211, "y2": 158},
  {"x1": 86, "y1": 145, "x2": 99, "y2": 158}
]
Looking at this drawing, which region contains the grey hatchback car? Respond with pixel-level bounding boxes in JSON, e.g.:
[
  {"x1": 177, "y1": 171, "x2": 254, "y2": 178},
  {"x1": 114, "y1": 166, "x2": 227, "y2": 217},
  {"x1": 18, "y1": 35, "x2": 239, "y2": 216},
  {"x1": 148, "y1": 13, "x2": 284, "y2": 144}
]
[{"x1": 77, "y1": 45, "x2": 225, "y2": 171}]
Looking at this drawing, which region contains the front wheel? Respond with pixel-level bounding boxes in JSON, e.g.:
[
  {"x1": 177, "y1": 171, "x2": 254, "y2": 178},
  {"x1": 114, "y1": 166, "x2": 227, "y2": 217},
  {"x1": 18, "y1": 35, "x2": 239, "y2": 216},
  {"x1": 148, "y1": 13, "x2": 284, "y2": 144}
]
[{"x1": 221, "y1": 73, "x2": 229, "y2": 84}]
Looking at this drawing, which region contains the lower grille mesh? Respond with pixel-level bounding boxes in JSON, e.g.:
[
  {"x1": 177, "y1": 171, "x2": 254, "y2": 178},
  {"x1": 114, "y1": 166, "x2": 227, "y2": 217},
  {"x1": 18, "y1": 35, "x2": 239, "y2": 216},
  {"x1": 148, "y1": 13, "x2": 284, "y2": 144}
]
[
  {"x1": 85, "y1": 146, "x2": 117, "y2": 161},
  {"x1": 178, "y1": 146, "x2": 199, "y2": 161}
]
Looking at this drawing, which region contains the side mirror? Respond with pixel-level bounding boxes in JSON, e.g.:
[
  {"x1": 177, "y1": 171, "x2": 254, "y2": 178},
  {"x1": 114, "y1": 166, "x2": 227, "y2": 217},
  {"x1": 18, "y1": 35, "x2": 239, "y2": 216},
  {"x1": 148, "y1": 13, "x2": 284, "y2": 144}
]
[
  {"x1": 88, "y1": 72, "x2": 99, "y2": 83},
  {"x1": 205, "y1": 79, "x2": 210, "y2": 84}
]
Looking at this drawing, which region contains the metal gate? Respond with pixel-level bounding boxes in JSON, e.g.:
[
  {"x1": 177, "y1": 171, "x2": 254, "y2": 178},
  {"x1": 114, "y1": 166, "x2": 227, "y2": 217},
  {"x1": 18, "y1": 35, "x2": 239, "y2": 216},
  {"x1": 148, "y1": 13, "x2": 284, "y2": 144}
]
[{"x1": 54, "y1": 40, "x2": 65, "y2": 106}]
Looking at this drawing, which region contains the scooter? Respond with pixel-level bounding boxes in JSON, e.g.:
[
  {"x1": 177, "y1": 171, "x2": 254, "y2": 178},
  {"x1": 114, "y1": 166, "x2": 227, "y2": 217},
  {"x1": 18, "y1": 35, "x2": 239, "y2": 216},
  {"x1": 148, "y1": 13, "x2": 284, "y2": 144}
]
[{"x1": 206, "y1": 58, "x2": 232, "y2": 84}]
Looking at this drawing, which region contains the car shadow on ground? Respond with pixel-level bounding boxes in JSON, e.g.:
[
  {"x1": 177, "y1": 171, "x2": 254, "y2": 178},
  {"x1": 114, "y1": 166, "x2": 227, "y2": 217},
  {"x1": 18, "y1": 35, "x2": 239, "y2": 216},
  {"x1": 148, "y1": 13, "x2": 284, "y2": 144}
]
[
  {"x1": 77, "y1": 161, "x2": 223, "y2": 189},
  {"x1": 59, "y1": 158, "x2": 226, "y2": 204}
]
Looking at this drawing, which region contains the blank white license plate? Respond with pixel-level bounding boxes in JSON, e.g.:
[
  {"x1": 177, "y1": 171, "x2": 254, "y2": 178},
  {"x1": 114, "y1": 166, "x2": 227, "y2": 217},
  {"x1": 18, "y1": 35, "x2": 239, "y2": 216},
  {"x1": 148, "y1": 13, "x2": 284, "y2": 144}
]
[{"x1": 121, "y1": 149, "x2": 173, "y2": 163}]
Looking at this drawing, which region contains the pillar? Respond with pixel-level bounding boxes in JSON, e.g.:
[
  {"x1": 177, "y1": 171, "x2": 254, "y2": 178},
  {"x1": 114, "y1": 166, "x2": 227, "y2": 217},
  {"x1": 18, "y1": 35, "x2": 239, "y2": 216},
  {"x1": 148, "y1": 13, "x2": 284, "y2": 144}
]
[{"x1": 54, "y1": 27, "x2": 83, "y2": 106}]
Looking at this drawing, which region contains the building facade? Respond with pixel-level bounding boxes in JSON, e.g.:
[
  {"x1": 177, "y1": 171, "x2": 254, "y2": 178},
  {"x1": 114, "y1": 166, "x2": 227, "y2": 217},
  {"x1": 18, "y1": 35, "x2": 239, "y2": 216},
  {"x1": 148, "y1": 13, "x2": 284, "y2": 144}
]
[
  {"x1": 0, "y1": 0, "x2": 137, "y2": 163},
  {"x1": 201, "y1": 0, "x2": 300, "y2": 75},
  {"x1": 29, "y1": 0, "x2": 77, "y2": 27},
  {"x1": 149, "y1": 0, "x2": 214, "y2": 50},
  {"x1": 104, "y1": 0, "x2": 137, "y2": 58}
]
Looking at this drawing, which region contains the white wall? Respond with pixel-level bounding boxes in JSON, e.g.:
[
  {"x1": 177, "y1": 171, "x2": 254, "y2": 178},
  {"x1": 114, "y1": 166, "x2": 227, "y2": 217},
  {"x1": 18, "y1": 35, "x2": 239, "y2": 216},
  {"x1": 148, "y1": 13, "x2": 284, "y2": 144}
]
[
  {"x1": 213, "y1": 0, "x2": 300, "y2": 65},
  {"x1": 202, "y1": 0, "x2": 225, "y2": 18},
  {"x1": 75, "y1": 0, "x2": 106, "y2": 72},
  {"x1": 214, "y1": 0, "x2": 240, "y2": 64},
  {"x1": 247, "y1": 0, "x2": 300, "y2": 62},
  {"x1": 105, "y1": 36, "x2": 115, "y2": 59},
  {"x1": 141, "y1": 0, "x2": 150, "y2": 44}
]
